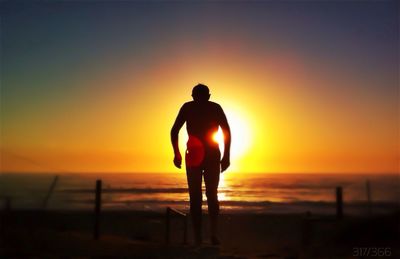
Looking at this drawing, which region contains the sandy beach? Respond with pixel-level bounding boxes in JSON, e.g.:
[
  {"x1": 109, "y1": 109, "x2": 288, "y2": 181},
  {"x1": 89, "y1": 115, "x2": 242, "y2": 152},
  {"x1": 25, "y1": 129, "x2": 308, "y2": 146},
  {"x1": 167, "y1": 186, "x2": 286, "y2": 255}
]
[{"x1": 1, "y1": 209, "x2": 398, "y2": 258}]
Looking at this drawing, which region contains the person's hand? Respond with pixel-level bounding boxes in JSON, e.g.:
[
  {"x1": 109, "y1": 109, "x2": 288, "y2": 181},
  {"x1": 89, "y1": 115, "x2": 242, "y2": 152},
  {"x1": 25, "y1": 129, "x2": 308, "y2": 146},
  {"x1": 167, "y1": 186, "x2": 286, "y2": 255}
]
[
  {"x1": 173, "y1": 153, "x2": 182, "y2": 169},
  {"x1": 221, "y1": 156, "x2": 230, "y2": 173}
]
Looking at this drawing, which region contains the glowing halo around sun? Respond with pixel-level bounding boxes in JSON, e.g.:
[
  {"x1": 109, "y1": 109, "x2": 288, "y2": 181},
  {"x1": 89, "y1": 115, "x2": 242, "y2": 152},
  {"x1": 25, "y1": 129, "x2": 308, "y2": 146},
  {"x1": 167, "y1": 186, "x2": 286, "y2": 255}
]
[
  {"x1": 179, "y1": 103, "x2": 254, "y2": 173},
  {"x1": 212, "y1": 108, "x2": 253, "y2": 168}
]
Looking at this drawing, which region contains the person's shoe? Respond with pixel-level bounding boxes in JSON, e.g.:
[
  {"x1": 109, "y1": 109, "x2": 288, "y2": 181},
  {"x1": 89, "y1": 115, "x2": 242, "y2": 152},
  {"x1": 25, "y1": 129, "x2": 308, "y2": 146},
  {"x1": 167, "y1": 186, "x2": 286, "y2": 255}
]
[{"x1": 211, "y1": 235, "x2": 220, "y2": 246}]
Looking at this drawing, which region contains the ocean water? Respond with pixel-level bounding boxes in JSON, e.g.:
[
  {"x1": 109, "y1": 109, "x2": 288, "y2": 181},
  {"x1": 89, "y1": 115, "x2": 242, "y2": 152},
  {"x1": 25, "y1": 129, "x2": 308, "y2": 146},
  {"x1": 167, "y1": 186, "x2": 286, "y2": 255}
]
[{"x1": 0, "y1": 172, "x2": 398, "y2": 214}]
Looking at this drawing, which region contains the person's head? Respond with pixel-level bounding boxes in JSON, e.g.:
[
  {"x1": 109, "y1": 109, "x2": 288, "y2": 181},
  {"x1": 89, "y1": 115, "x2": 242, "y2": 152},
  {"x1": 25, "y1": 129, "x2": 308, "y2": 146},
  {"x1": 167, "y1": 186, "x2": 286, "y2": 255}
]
[{"x1": 192, "y1": 83, "x2": 210, "y2": 102}]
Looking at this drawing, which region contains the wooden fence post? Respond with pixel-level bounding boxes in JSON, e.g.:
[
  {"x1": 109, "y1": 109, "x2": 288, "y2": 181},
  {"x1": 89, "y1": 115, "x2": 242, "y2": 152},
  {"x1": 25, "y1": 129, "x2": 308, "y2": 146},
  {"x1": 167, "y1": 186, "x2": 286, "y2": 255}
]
[
  {"x1": 165, "y1": 207, "x2": 187, "y2": 245},
  {"x1": 94, "y1": 179, "x2": 102, "y2": 240},
  {"x1": 183, "y1": 215, "x2": 188, "y2": 245},
  {"x1": 165, "y1": 207, "x2": 171, "y2": 244},
  {"x1": 43, "y1": 175, "x2": 59, "y2": 209},
  {"x1": 336, "y1": 186, "x2": 343, "y2": 219},
  {"x1": 366, "y1": 180, "x2": 372, "y2": 216}
]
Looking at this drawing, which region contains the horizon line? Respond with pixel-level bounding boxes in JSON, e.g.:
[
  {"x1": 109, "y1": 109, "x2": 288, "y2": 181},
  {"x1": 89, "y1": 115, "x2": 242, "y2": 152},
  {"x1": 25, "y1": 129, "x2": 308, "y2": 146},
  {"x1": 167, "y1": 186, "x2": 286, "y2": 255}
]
[{"x1": 1, "y1": 171, "x2": 398, "y2": 175}]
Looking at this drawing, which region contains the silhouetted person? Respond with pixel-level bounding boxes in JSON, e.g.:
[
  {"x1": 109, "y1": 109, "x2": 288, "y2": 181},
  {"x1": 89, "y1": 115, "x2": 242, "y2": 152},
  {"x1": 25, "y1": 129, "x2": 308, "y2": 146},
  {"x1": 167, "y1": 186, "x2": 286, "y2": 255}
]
[{"x1": 171, "y1": 84, "x2": 231, "y2": 245}]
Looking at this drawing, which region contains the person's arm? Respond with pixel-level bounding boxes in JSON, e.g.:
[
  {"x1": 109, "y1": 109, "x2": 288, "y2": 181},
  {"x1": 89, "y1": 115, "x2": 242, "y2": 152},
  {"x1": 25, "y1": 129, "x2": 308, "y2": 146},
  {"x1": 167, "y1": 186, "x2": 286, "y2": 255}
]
[
  {"x1": 219, "y1": 106, "x2": 231, "y2": 172},
  {"x1": 171, "y1": 105, "x2": 186, "y2": 169}
]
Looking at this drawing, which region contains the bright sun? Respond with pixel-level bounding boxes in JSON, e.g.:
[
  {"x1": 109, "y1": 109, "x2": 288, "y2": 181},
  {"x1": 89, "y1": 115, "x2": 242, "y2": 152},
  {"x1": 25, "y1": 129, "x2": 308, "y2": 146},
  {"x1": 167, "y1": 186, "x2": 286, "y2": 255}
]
[
  {"x1": 180, "y1": 106, "x2": 253, "y2": 172},
  {"x1": 212, "y1": 109, "x2": 252, "y2": 162},
  {"x1": 212, "y1": 129, "x2": 224, "y2": 144}
]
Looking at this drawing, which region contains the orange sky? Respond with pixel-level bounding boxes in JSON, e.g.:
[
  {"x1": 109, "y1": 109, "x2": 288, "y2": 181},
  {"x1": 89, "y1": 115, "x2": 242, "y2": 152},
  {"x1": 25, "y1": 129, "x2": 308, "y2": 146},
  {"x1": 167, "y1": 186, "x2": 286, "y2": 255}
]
[{"x1": 1, "y1": 2, "x2": 398, "y2": 174}]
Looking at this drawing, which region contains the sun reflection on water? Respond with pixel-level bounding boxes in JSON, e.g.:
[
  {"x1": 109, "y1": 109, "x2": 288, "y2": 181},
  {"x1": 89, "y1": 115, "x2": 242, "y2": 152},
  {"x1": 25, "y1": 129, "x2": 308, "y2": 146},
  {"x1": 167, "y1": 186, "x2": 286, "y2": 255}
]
[{"x1": 218, "y1": 173, "x2": 231, "y2": 201}]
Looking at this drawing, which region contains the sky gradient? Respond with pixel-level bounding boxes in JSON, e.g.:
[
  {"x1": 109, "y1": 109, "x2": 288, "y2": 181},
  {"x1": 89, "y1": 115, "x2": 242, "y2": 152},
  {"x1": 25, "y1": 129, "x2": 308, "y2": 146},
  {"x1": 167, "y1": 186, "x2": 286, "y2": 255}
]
[{"x1": 1, "y1": 1, "x2": 398, "y2": 173}]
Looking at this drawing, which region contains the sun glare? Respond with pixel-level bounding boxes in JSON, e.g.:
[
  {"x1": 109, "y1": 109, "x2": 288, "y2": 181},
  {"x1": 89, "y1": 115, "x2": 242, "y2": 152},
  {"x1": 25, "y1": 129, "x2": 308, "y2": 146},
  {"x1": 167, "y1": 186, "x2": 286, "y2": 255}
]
[
  {"x1": 212, "y1": 108, "x2": 252, "y2": 166},
  {"x1": 212, "y1": 129, "x2": 224, "y2": 144},
  {"x1": 180, "y1": 103, "x2": 254, "y2": 172},
  {"x1": 229, "y1": 111, "x2": 252, "y2": 159}
]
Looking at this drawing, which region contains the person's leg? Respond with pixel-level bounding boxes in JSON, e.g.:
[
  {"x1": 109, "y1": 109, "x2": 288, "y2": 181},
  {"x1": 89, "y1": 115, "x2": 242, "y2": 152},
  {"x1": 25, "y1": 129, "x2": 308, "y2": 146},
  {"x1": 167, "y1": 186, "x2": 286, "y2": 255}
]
[
  {"x1": 203, "y1": 154, "x2": 221, "y2": 244},
  {"x1": 186, "y1": 166, "x2": 203, "y2": 244}
]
